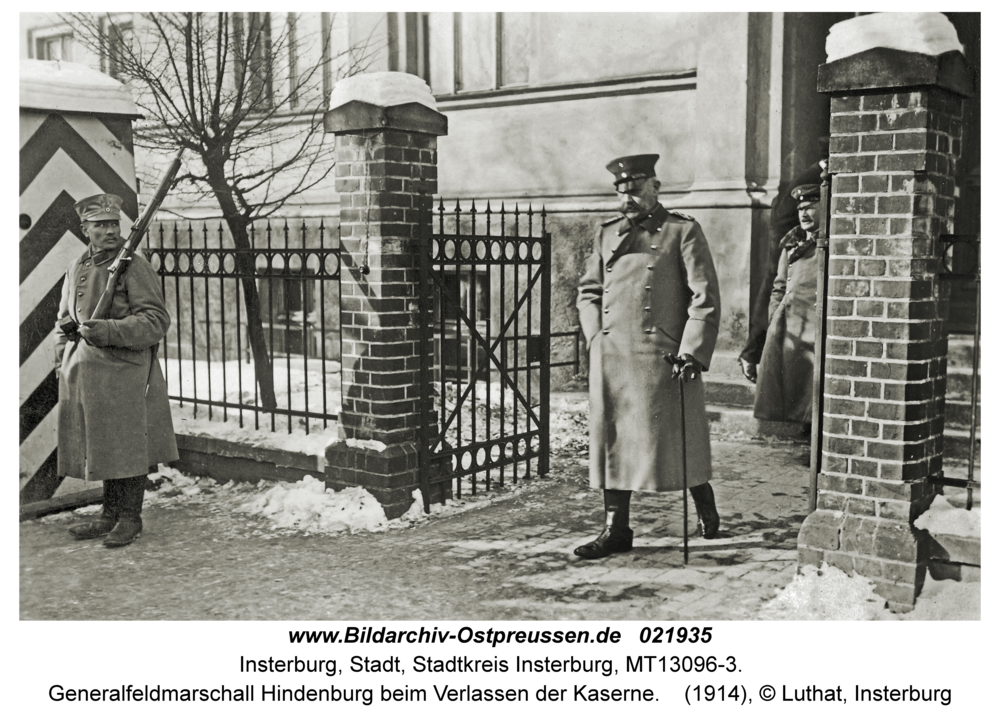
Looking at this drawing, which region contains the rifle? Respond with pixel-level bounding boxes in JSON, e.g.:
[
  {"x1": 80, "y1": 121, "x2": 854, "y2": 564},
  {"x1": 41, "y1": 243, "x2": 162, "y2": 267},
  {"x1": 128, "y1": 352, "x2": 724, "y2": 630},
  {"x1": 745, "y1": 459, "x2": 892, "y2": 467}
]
[
  {"x1": 61, "y1": 149, "x2": 184, "y2": 397},
  {"x1": 60, "y1": 149, "x2": 184, "y2": 340},
  {"x1": 93, "y1": 148, "x2": 185, "y2": 321}
]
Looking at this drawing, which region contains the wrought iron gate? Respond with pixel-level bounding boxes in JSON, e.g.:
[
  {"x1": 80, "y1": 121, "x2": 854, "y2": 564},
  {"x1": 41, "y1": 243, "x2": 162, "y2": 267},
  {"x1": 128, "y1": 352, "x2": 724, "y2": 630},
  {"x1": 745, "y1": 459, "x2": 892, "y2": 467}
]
[{"x1": 416, "y1": 198, "x2": 551, "y2": 510}]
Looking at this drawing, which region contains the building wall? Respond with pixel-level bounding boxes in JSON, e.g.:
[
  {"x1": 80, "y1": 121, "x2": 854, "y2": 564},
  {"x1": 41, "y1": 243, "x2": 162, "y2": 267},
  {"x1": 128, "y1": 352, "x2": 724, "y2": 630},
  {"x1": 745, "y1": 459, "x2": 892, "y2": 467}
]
[{"x1": 21, "y1": 11, "x2": 840, "y2": 378}]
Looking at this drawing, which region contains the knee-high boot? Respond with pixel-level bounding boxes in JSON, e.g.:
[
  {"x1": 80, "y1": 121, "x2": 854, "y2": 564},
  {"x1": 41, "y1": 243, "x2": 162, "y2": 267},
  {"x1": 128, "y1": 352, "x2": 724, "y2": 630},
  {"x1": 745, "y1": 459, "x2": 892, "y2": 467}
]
[
  {"x1": 574, "y1": 489, "x2": 634, "y2": 559},
  {"x1": 104, "y1": 476, "x2": 146, "y2": 548},
  {"x1": 68, "y1": 479, "x2": 119, "y2": 540},
  {"x1": 689, "y1": 482, "x2": 720, "y2": 539}
]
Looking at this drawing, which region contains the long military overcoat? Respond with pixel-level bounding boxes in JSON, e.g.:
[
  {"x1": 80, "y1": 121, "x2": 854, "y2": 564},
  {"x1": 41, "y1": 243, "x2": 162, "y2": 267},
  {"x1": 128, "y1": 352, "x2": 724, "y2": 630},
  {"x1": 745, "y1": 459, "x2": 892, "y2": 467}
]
[
  {"x1": 577, "y1": 204, "x2": 721, "y2": 492},
  {"x1": 55, "y1": 246, "x2": 178, "y2": 481},
  {"x1": 753, "y1": 226, "x2": 817, "y2": 423}
]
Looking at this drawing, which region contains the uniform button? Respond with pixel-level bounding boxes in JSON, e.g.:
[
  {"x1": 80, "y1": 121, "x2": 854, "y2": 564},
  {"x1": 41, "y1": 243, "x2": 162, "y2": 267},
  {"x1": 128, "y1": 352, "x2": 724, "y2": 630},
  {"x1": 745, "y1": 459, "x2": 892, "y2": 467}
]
[
  {"x1": 645, "y1": 286, "x2": 651, "y2": 292},
  {"x1": 77, "y1": 291, "x2": 84, "y2": 296},
  {"x1": 644, "y1": 307, "x2": 651, "y2": 312},
  {"x1": 645, "y1": 328, "x2": 654, "y2": 334},
  {"x1": 602, "y1": 329, "x2": 610, "y2": 335},
  {"x1": 84, "y1": 262, "x2": 91, "y2": 268},
  {"x1": 603, "y1": 308, "x2": 610, "y2": 314},
  {"x1": 646, "y1": 264, "x2": 653, "y2": 270},
  {"x1": 604, "y1": 288, "x2": 610, "y2": 294},
  {"x1": 650, "y1": 245, "x2": 658, "y2": 250},
  {"x1": 606, "y1": 265, "x2": 613, "y2": 273}
]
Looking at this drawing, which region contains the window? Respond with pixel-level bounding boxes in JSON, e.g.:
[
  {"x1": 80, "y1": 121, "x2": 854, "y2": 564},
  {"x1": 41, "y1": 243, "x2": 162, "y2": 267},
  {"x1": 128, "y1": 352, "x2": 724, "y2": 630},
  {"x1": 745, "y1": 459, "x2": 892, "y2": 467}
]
[
  {"x1": 258, "y1": 272, "x2": 320, "y2": 357},
  {"x1": 34, "y1": 31, "x2": 74, "y2": 62},
  {"x1": 388, "y1": 12, "x2": 431, "y2": 85},
  {"x1": 321, "y1": 12, "x2": 332, "y2": 106},
  {"x1": 105, "y1": 21, "x2": 133, "y2": 79},
  {"x1": 287, "y1": 13, "x2": 299, "y2": 109},
  {"x1": 438, "y1": 269, "x2": 489, "y2": 324},
  {"x1": 233, "y1": 12, "x2": 273, "y2": 109},
  {"x1": 497, "y1": 13, "x2": 530, "y2": 87},
  {"x1": 452, "y1": 12, "x2": 531, "y2": 93},
  {"x1": 436, "y1": 268, "x2": 491, "y2": 378},
  {"x1": 454, "y1": 12, "x2": 493, "y2": 92}
]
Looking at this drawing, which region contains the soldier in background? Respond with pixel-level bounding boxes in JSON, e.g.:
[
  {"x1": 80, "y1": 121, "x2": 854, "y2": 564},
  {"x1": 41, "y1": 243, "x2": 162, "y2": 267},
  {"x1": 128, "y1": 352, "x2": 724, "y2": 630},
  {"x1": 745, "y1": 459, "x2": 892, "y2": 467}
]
[
  {"x1": 575, "y1": 155, "x2": 722, "y2": 559},
  {"x1": 752, "y1": 184, "x2": 822, "y2": 428},
  {"x1": 55, "y1": 194, "x2": 178, "y2": 547},
  {"x1": 739, "y1": 147, "x2": 827, "y2": 384}
]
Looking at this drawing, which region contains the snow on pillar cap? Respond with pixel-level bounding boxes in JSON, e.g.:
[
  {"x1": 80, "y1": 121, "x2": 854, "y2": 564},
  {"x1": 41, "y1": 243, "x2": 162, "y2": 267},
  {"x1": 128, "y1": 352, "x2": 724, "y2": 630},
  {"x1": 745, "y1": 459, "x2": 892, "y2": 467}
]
[
  {"x1": 826, "y1": 13, "x2": 963, "y2": 63},
  {"x1": 20, "y1": 58, "x2": 139, "y2": 117},
  {"x1": 329, "y1": 71, "x2": 437, "y2": 112}
]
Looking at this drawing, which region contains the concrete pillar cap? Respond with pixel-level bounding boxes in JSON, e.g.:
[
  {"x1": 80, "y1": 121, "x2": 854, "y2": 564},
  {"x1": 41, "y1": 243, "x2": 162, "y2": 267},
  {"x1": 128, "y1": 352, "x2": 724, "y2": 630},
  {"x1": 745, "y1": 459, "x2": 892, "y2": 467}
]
[
  {"x1": 330, "y1": 71, "x2": 437, "y2": 112},
  {"x1": 826, "y1": 12, "x2": 962, "y2": 63}
]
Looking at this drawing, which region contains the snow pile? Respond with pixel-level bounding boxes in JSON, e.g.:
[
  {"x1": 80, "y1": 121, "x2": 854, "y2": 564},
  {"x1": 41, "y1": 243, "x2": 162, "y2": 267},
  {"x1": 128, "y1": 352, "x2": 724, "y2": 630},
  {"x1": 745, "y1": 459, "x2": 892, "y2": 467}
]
[
  {"x1": 137, "y1": 465, "x2": 550, "y2": 537},
  {"x1": 345, "y1": 437, "x2": 388, "y2": 452},
  {"x1": 145, "y1": 466, "x2": 261, "y2": 507},
  {"x1": 329, "y1": 71, "x2": 437, "y2": 111},
  {"x1": 906, "y1": 576, "x2": 980, "y2": 621},
  {"x1": 761, "y1": 563, "x2": 896, "y2": 620},
  {"x1": 761, "y1": 563, "x2": 980, "y2": 621},
  {"x1": 914, "y1": 494, "x2": 980, "y2": 537},
  {"x1": 826, "y1": 13, "x2": 963, "y2": 63},
  {"x1": 240, "y1": 476, "x2": 389, "y2": 534}
]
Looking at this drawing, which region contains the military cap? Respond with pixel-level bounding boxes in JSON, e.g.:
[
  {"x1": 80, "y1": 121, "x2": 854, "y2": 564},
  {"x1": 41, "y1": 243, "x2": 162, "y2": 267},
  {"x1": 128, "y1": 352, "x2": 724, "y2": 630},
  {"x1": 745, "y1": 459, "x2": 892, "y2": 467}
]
[
  {"x1": 74, "y1": 193, "x2": 123, "y2": 223},
  {"x1": 791, "y1": 184, "x2": 821, "y2": 208},
  {"x1": 606, "y1": 154, "x2": 659, "y2": 187}
]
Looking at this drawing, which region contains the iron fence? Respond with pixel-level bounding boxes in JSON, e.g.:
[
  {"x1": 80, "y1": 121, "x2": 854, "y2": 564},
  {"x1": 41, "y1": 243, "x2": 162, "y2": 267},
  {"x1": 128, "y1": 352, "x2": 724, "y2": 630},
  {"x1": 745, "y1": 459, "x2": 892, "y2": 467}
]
[
  {"x1": 417, "y1": 198, "x2": 551, "y2": 507},
  {"x1": 146, "y1": 218, "x2": 341, "y2": 434}
]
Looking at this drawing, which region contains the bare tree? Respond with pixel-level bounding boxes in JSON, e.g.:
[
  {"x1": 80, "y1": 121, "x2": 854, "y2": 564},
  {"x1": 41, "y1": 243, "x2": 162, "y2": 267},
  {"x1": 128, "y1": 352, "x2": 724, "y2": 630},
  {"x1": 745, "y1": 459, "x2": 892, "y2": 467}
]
[{"x1": 68, "y1": 12, "x2": 379, "y2": 408}]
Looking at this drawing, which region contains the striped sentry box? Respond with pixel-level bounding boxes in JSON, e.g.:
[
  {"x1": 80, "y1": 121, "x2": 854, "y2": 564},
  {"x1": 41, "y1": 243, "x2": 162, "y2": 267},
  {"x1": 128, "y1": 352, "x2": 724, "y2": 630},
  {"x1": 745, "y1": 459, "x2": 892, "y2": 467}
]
[{"x1": 19, "y1": 59, "x2": 139, "y2": 503}]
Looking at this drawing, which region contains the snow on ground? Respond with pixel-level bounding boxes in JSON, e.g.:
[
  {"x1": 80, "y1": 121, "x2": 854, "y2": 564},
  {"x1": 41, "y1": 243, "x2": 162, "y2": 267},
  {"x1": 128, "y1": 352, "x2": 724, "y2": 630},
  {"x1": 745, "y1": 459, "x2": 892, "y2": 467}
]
[
  {"x1": 173, "y1": 412, "x2": 339, "y2": 457},
  {"x1": 163, "y1": 356, "x2": 342, "y2": 436},
  {"x1": 48, "y1": 463, "x2": 559, "y2": 539},
  {"x1": 760, "y1": 563, "x2": 980, "y2": 621},
  {"x1": 46, "y1": 385, "x2": 979, "y2": 619},
  {"x1": 914, "y1": 493, "x2": 981, "y2": 537}
]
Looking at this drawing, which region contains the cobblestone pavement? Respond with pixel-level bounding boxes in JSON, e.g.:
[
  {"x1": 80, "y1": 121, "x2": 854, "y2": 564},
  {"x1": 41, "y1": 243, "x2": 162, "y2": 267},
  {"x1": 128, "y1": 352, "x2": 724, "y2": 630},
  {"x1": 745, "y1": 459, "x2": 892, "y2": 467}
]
[{"x1": 20, "y1": 431, "x2": 812, "y2": 621}]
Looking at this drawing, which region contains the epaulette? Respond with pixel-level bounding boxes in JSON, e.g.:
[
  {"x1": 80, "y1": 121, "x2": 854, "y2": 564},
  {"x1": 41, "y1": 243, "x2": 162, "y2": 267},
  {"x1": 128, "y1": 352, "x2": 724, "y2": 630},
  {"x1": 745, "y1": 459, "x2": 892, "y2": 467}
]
[
  {"x1": 668, "y1": 209, "x2": 695, "y2": 221},
  {"x1": 601, "y1": 215, "x2": 624, "y2": 227}
]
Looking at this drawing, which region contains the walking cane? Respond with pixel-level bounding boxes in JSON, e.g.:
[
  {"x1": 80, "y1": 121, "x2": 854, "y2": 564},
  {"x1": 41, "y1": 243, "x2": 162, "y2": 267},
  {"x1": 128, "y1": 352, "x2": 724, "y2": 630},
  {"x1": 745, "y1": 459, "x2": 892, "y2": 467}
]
[
  {"x1": 678, "y1": 373, "x2": 689, "y2": 565},
  {"x1": 667, "y1": 354, "x2": 690, "y2": 565}
]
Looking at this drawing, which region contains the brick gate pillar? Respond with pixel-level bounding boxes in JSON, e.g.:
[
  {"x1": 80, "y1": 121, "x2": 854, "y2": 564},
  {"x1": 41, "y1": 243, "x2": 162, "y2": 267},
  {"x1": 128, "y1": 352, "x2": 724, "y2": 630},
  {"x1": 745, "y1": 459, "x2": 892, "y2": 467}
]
[
  {"x1": 322, "y1": 73, "x2": 448, "y2": 518},
  {"x1": 795, "y1": 37, "x2": 974, "y2": 609}
]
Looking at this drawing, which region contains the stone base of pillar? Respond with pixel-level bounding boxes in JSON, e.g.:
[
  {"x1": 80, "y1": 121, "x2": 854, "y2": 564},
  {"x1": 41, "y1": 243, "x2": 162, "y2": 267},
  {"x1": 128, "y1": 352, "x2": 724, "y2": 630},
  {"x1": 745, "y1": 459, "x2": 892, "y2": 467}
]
[
  {"x1": 324, "y1": 441, "x2": 450, "y2": 520},
  {"x1": 797, "y1": 497, "x2": 934, "y2": 612}
]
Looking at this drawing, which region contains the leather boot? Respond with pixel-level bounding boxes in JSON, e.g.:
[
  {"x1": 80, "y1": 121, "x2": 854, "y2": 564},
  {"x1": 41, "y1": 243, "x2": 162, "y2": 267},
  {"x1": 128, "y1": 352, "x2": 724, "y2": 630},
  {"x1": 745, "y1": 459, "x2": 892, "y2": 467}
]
[
  {"x1": 575, "y1": 490, "x2": 633, "y2": 559},
  {"x1": 104, "y1": 477, "x2": 145, "y2": 548},
  {"x1": 68, "y1": 480, "x2": 118, "y2": 539},
  {"x1": 689, "y1": 482, "x2": 720, "y2": 539}
]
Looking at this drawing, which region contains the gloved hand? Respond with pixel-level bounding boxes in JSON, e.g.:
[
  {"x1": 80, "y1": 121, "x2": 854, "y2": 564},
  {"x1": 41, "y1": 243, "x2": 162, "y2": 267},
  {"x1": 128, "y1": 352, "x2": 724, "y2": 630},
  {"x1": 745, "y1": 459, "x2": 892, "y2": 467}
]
[
  {"x1": 665, "y1": 353, "x2": 702, "y2": 383},
  {"x1": 739, "y1": 357, "x2": 757, "y2": 384},
  {"x1": 79, "y1": 319, "x2": 111, "y2": 347}
]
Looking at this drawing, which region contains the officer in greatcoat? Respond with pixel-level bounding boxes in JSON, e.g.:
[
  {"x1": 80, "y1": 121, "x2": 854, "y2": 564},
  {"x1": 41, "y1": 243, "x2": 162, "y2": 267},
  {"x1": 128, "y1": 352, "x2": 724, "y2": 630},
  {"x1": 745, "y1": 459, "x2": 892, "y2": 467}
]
[
  {"x1": 55, "y1": 193, "x2": 178, "y2": 547},
  {"x1": 738, "y1": 155, "x2": 826, "y2": 384},
  {"x1": 575, "y1": 155, "x2": 722, "y2": 559},
  {"x1": 753, "y1": 184, "x2": 821, "y2": 426}
]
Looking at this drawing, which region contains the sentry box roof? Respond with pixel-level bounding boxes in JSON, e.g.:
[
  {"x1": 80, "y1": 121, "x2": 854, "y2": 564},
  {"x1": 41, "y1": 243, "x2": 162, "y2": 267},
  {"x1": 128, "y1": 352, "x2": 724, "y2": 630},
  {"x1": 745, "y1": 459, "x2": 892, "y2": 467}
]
[{"x1": 20, "y1": 58, "x2": 140, "y2": 118}]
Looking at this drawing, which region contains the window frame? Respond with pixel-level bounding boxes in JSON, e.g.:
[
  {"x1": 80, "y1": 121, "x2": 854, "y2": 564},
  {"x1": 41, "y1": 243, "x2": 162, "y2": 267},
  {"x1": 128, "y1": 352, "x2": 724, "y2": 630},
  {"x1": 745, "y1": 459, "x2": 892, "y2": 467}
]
[
  {"x1": 453, "y1": 11, "x2": 530, "y2": 94},
  {"x1": 233, "y1": 11, "x2": 274, "y2": 110},
  {"x1": 30, "y1": 24, "x2": 75, "y2": 62}
]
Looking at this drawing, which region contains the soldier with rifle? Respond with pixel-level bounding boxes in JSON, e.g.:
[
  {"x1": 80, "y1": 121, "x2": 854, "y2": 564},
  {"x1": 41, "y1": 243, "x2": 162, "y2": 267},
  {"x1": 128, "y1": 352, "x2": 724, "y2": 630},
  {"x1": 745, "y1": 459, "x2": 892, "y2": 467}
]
[{"x1": 55, "y1": 153, "x2": 182, "y2": 547}]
